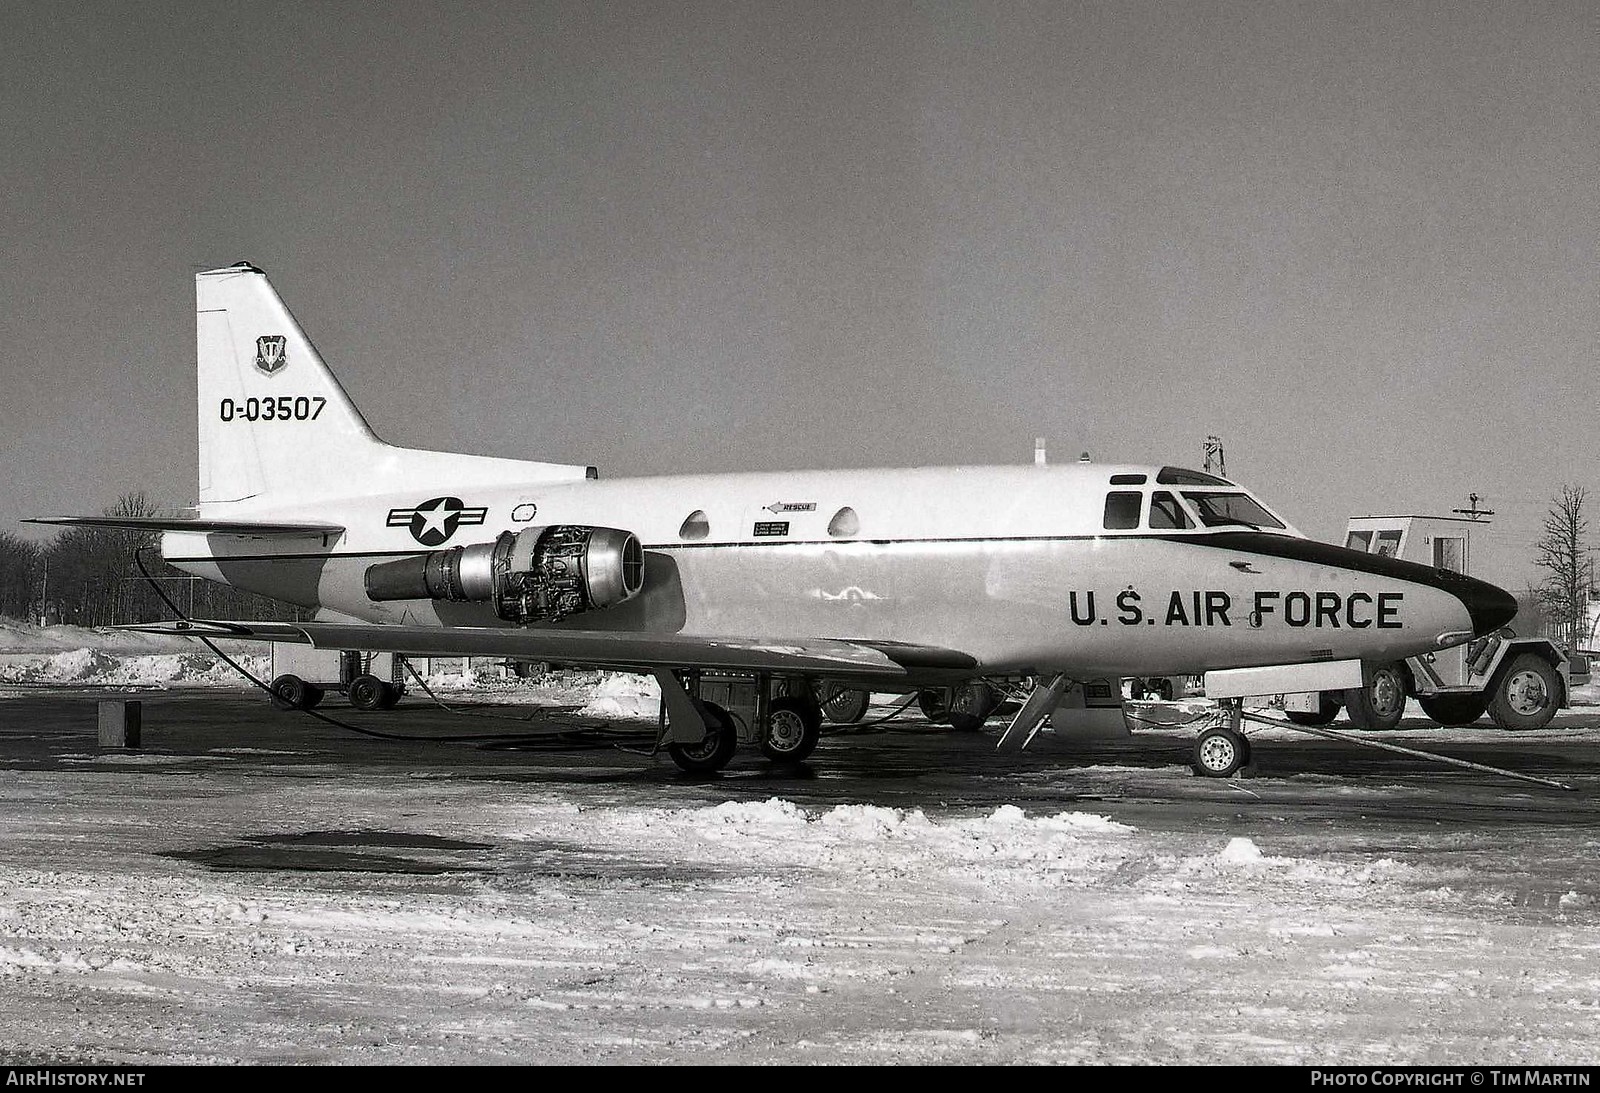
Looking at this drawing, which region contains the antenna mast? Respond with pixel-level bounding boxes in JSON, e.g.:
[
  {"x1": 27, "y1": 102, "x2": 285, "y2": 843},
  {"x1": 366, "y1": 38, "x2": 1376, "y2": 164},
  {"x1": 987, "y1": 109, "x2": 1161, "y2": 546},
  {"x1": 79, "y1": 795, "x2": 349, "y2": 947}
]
[{"x1": 1452, "y1": 493, "x2": 1495, "y2": 522}]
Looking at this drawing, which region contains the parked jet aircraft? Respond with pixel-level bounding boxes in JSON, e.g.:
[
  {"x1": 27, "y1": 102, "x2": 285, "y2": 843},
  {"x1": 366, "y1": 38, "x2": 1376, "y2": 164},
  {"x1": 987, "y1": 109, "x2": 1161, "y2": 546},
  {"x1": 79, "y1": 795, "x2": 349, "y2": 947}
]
[{"x1": 32, "y1": 264, "x2": 1520, "y2": 774}]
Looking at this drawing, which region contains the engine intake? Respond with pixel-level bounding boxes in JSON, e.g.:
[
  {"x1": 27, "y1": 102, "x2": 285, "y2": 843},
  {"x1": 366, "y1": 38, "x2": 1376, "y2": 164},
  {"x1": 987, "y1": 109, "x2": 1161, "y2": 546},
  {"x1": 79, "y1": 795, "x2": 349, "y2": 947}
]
[{"x1": 365, "y1": 525, "x2": 644, "y2": 623}]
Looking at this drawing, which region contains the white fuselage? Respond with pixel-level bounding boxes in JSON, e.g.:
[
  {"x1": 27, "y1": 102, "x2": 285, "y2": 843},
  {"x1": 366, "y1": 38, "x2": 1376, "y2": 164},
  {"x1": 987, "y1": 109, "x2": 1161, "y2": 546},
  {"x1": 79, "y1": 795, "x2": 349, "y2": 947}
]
[{"x1": 162, "y1": 462, "x2": 1497, "y2": 679}]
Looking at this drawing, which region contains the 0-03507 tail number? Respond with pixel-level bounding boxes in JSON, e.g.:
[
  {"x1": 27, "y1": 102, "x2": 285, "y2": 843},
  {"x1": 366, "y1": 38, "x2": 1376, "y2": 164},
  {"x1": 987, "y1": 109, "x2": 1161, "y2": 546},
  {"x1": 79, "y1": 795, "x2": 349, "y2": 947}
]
[{"x1": 219, "y1": 396, "x2": 326, "y2": 422}]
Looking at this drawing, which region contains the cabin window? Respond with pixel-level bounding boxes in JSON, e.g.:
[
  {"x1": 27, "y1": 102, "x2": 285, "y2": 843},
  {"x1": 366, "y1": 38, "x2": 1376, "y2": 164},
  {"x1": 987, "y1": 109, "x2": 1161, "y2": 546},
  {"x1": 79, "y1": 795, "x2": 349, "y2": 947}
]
[
  {"x1": 1103, "y1": 491, "x2": 1142, "y2": 530},
  {"x1": 1345, "y1": 530, "x2": 1374, "y2": 552},
  {"x1": 679, "y1": 510, "x2": 710, "y2": 541},
  {"x1": 1180, "y1": 492, "x2": 1285, "y2": 530},
  {"x1": 1149, "y1": 491, "x2": 1194, "y2": 530},
  {"x1": 827, "y1": 506, "x2": 860, "y2": 537},
  {"x1": 1109, "y1": 473, "x2": 1147, "y2": 485}
]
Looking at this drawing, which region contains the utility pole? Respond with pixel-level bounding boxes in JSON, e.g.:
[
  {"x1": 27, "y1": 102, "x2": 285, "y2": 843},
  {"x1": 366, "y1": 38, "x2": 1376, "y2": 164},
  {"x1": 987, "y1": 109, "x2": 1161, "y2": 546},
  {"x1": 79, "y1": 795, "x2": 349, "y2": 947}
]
[
  {"x1": 1452, "y1": 493, "x2": 1495, "y2": 521},
  {"x1": 1203, "y1": 435, "x2": 1225, "y2": 478}
]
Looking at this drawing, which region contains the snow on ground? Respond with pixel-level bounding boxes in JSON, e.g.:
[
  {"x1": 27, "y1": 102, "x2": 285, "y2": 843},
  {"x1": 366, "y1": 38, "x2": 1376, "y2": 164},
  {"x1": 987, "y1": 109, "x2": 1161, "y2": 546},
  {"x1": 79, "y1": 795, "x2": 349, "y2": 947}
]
[
  {"x1": 1, "y1": 617, "x2": 1600, "y2": 1062},
  {"x1": 2, "y1": 764, "x2": 1599, "y2": 1065}
]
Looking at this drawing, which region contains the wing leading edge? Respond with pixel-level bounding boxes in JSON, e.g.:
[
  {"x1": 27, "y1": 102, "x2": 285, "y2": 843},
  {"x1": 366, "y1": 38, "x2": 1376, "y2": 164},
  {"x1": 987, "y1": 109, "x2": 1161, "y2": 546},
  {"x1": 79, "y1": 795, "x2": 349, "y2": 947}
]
[{"x1": 122, "y1": 620, "x2": 978, "y2": 679}]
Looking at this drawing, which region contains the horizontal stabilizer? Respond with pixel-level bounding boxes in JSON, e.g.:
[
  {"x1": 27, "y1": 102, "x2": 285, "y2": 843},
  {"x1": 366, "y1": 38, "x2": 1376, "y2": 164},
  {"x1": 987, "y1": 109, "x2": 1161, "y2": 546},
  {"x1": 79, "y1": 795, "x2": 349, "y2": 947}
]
[
  {"x1": 122, "y1": 619, "x2": 975, "y2": 678},
  {"x1": 25, "y1": 516, "x2": 344, "y2": 536}
]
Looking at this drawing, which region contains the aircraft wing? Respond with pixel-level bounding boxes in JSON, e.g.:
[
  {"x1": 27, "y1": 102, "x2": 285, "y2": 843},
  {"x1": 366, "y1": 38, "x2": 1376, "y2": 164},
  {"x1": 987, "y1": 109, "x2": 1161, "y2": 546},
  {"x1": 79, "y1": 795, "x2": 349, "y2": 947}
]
[
  {"x1": 26, "y1": 516, "x2": 344, "y2": 535},
  {"x1": 123, "y1": 620, "x2": 978, "y2": 678}
]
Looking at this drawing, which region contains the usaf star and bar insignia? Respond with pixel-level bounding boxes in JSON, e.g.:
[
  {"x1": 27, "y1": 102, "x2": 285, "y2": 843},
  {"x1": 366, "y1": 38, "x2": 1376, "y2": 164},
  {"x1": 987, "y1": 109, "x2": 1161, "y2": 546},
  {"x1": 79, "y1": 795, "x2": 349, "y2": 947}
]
[{"x1": 387, "y1": 496, "x2": 488, "y2": 546}]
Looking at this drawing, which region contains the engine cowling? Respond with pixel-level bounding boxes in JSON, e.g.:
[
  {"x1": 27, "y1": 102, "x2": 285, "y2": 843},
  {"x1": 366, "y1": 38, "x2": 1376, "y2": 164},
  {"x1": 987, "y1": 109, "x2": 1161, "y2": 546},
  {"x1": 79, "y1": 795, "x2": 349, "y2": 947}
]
[{"x1": 364, "y1": 525, "x2": 644, "y2": 623}]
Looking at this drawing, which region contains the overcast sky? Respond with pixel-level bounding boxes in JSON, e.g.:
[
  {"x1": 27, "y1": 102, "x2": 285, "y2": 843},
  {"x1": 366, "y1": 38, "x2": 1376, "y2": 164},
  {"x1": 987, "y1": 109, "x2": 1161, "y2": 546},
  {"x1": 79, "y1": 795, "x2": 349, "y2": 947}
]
[{"x1": 2, "y1": 1, "x2": 1594, "y2": 590}]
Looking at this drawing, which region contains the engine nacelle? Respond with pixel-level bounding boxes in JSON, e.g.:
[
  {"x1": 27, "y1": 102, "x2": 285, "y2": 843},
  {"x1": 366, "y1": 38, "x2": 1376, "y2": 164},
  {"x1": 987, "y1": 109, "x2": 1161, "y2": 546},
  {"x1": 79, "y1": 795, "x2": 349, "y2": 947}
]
[{"x1": 364, "y1": 525, "x2": 644, "y2": 623}]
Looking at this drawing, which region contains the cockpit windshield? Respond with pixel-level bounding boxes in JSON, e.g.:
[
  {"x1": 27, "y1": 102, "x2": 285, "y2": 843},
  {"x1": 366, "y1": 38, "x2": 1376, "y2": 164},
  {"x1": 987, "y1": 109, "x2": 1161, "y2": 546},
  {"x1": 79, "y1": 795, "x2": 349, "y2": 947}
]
[{"x1": 1181, "y1": 492, "x2": 1286, "y2": 530}]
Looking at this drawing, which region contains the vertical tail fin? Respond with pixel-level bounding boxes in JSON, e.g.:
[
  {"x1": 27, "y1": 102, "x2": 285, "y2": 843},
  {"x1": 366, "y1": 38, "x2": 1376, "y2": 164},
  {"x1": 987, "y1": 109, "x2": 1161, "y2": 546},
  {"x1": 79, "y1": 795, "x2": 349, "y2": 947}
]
[
  {"x1": 195, "y1": 263, "x2": 593, "y2": 512},
  {"x1": 196, "y1": 263, "x2": 385, "y2": 505}
]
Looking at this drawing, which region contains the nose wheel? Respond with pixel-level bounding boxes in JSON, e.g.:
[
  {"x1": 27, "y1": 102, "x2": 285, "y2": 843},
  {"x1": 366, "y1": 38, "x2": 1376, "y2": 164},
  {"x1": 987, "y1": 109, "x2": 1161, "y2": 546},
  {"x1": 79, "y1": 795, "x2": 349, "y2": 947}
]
[
  {"x1": 1191, "y1": 726, "x2": 1251, "y2": 777},
  {"x1": 1191, "y1": 698, "x2": 1252, "y2": 777}
]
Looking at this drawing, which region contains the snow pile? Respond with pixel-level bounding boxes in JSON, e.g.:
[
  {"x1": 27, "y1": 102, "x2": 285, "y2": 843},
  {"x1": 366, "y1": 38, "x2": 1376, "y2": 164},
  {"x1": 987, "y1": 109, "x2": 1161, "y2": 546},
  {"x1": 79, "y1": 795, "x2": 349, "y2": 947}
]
[
  {"x1": 578, "y1": 672, "x2": 661, "y2": 719},
  {"x1": 0, "y1": 649, "x2": 269, "y2": 688},
  {"x1": 0, "y1": 617, "x2": 241, "y2": 654},
  {"x1": 1218, "y1": 836, "x2": 1264, "y2": 863},
  {"x1": 595, "y1": 798, "x2": 1138, "y2": 888}
]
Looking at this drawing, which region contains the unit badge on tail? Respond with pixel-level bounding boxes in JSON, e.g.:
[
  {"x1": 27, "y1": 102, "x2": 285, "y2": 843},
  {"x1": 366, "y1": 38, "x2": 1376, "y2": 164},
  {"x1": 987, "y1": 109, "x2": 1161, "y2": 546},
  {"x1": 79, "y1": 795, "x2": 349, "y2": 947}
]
[
  {"x1": 387, "y1": 496, "x2": 487, "y2": 546},
  {"x1": 255, "y1": 335, "x2": 288, "y2": 375}
]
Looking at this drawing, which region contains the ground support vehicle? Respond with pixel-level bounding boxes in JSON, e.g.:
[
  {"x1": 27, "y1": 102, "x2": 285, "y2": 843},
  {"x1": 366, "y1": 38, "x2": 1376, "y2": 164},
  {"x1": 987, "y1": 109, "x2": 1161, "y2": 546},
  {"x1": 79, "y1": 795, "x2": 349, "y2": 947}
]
[{"x1": 1283, "y1": 515, "x2": 1574, "y2": 731}]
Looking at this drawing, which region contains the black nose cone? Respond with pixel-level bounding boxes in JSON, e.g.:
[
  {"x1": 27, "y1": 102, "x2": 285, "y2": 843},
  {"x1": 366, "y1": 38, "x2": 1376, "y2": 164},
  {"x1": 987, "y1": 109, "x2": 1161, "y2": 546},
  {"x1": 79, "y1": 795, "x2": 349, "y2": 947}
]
[{"x1": 1457, "y1": 575, "x2": 1519, "y2": 635}]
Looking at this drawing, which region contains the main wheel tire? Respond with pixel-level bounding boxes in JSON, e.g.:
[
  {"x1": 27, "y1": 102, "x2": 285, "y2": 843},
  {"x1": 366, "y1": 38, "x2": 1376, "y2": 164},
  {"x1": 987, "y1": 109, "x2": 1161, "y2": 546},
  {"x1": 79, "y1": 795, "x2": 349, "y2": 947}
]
[
  {"x1": 817, "y1": 683, "x2": 870, "y2": 725},
  {"x1": 1191, "y1": 727, "x2": 1250, "y2": 777},
  {"x1": 348, "y1": 673, "x2": 387, "y2": 711},
  {"x1": 947, "y1": 681, "x2": 999, "y2": 732},
  {"x1": 917, "y1": 689, "x2": 950, "y2": 723},
  {"x1": 270, "y1": 674, "x2": 314, "y2": 710},
  {"x1": 376, "y1": 682, "x2": 402, "y2": 710},
  {"x1": 1343, "y1": 662, "x2": 1407, "y2": 731},
  {"x1": 1417, "y1": 693, "x2": 1490, "y2": 727},
  {"x1": 1487, "y1": 654, "x2": 1561, "y2": 730},
  {"x1": 1284, "y1": 692, "x2": 1342, "y2": 727},
  {"x1": 762, "y1": 695, "x2": 823, "y2": 763},
  {"x1": 667, "y1": 700, "x2": 739, "y2": 773},
  {"x1": 1152, "y1": 677, "x2": 1175, "y2": 701}
]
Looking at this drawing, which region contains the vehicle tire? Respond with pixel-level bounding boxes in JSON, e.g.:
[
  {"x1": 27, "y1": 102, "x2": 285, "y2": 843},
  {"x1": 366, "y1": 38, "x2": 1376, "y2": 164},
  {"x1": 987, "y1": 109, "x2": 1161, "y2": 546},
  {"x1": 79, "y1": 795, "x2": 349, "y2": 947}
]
[
  {"x1": 376, "y1": 682, "x2": 402, "y2": 710},
  {"x1": 917, "y1": 689, "x2": 950, "y2": 723},
  {"x1": 1191, "y1": 727, "x2": 1250, "y2": 777},
  {"x1": 761, "y1": 695, "x2": 823, "y2": 763},
  {"x1": 668, "y1": 701, "x2": 739, "y2": 773},
  {"x1": 1284, "y1": 692, "x2": 1341, "y2": 727},
  {"x1": 1487, "y1": 654, "x2": 1561, "y2": 731},
  {"x1": 1152, "y1": 677, "x2": 1175, "y2": 701},
  {"x1": 1128, "y1": 678, "x2": 1147, "y2": 700},
  {"x1": 1417, "y1": 693, "x2": 1489, "y2": 727},
  {"x1": 1343, "y1": 662, "x2": 1407, "y2": 731},
  {"x1": 817, "y1": 682, "x2": 870, "y2": 725},
  {"x1": 348, "y1": 673, "x2": 387, "y2": 711},
  {"x1": 270, "y1": 674, "x2": 313, "y2": 710},
  {"x1": 947, "y1": 681, "x2": 998, "y2": 732}
]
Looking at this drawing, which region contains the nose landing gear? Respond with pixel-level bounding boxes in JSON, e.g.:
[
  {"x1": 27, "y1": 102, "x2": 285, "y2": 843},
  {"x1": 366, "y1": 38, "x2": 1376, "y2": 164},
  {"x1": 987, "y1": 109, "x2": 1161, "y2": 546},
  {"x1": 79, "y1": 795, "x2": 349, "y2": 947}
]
[{"x1": 1191, "y1": 698, "x2": 1252, "y2": 777}]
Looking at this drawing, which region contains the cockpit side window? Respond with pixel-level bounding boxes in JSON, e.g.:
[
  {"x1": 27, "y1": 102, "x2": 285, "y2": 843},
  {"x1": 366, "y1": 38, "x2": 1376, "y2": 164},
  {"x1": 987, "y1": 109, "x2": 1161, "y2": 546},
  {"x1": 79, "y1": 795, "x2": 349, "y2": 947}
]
[
  {"x1": 1345, "y1": 530, "x2": 1374, "y2": 552},
  {"x1": 1149, "y1": 490, "x2": 1195, "y2": 530},
  {"x1": 1180, "y1": 492, "x2": 1285, "y2": 530},
  {"x1": 1103, "y1": 491, "x2": 1143, "y2": 530}
]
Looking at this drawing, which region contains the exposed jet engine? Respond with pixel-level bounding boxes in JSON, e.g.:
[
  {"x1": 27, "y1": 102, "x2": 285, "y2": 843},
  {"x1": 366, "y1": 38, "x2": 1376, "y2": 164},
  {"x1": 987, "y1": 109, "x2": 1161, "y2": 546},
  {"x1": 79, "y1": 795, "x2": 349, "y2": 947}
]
[{"x1": 365, "y1": 526, "x2": 644, "y2": 623}]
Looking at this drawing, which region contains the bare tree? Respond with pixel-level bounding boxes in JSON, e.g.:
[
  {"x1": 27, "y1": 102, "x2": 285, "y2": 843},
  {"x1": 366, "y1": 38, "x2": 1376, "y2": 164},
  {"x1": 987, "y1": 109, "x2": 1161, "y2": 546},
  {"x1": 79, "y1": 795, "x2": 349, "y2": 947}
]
[
  {"x1": 1533, "y1": 485, "x2": 1591, "y2": 652},
  {"x1": 31, "y1": 489, "x2": 312, "y2": 627},
  {"x1": 0, "y1": 532, "x2": 43, "y2": 620}
]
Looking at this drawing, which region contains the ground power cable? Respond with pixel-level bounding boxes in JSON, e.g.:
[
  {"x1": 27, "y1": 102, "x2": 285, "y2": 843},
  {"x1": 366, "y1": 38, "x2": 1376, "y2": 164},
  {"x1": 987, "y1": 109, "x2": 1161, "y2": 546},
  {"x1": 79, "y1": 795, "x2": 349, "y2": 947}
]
[{"x1": 132, "y1": 549, "x2": 654, "y2": 751}]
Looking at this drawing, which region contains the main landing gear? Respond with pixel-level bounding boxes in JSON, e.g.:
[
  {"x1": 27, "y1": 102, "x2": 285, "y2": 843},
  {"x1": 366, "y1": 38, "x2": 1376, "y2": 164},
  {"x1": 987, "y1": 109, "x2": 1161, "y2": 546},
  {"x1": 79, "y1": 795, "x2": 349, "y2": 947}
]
[{"x1": 654, "y1": 671, "x2": 825, "y2": 774}]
